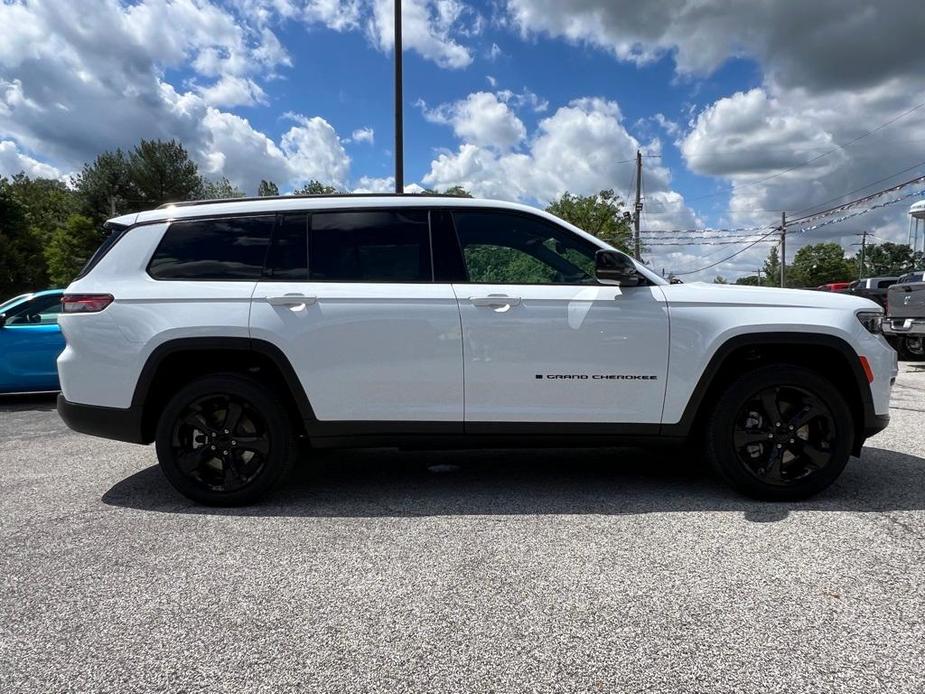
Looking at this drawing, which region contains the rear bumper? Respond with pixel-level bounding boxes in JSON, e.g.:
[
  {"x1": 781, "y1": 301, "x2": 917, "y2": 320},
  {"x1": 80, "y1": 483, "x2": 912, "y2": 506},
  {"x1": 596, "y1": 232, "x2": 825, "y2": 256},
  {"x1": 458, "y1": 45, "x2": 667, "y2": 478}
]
[
  {"x1": 57, "y1": 394, "x2": 145, "y2": 444},
  {"x1": 882, "y1": 317, "x2": 925, "y2": 336}
]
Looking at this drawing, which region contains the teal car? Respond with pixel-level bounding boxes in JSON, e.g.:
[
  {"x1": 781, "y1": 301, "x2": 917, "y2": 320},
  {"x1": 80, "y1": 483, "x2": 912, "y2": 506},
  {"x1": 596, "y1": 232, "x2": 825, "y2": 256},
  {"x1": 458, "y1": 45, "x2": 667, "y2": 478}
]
[{"x1": 0, "y1": 289, "x2": 65, "y2": 393}]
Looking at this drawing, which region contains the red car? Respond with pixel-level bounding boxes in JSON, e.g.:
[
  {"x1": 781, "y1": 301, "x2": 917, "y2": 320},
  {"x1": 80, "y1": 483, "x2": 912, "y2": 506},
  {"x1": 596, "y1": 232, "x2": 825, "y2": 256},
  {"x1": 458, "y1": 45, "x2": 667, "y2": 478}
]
[{"x1": 816, "y1": 282, "x2": 852, "y2": 292}]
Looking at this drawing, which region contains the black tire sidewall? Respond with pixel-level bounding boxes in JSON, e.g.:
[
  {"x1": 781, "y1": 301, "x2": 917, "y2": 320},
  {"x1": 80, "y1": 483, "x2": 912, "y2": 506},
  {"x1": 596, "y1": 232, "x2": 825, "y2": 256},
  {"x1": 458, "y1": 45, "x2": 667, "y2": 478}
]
[
  {"x1": 706, "y1": 365, "x2": 854, "y2": 500},
  {"x1": 155, "y1": 374, "x2": 295, "y2": 506}
]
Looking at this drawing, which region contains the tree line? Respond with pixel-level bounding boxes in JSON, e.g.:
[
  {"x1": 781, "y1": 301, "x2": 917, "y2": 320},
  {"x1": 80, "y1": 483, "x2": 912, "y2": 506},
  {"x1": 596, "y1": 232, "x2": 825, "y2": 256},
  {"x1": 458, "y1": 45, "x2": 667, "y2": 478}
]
[{"x1": 727, "y1": 241, "x2": 923, "y2": 287}]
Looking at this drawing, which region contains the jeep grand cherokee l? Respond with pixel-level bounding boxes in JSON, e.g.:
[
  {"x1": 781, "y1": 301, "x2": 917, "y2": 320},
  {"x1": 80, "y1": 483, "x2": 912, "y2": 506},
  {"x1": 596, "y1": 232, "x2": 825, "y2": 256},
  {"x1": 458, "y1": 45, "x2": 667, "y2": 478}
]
[{"x1": 56, "y1": 195, "x2": 896, "y2": 505}]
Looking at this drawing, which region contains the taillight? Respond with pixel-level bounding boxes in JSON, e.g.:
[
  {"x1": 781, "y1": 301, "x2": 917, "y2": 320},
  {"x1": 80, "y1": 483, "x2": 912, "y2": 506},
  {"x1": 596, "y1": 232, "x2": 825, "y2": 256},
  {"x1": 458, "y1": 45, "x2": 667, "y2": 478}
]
[{"x1": 61, "y1": 294, "x2": 114, "y2": 313}]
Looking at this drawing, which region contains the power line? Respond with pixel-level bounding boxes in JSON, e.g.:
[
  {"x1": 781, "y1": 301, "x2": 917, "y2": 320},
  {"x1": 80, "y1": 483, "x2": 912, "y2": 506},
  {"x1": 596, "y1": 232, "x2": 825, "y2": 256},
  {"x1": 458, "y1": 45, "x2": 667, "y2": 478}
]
[
  {"x1": 788, "y1": 174, "x2": 925, "y2": 226},
  {"x1": 646, "y1": 239, "x2": 778, "y2": 247},
  {"x1": 669, "y1": 228, "x2": 782, "y2": 276},
  {"x1": 790, "y1": 159, "x2": 925, "y2": 218}
]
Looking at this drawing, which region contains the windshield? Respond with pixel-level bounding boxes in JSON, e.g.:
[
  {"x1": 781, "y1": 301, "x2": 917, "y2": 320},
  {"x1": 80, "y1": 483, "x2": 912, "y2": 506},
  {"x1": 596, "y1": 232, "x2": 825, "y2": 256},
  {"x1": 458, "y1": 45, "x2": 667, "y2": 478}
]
[{"x1": 0, "y1": 293, "x2": 33, "y2": 314}]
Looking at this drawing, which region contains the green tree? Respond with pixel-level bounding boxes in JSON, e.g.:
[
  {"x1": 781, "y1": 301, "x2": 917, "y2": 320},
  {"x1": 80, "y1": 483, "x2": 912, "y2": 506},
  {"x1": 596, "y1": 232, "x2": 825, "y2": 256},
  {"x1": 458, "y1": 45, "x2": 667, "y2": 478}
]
[
  {"x1": 546, "y1": 189, "x2": 633, "y2": 253},
  {"x1": 420, "y1": 186, "x2": 473, "y2": 197},
  {"x1": 762, "y1": 245, "x2": 781, "y2": 286},
  {"x1": 201, "y1": 177, "x2": 244, "y2": 199},
  {"x1": 257, "y1": 180, "x2": 279, "y2": 197},
  {"x1": 735, "y1": 275, "x2": 762, "y2": 286},
  {"x1": 128, "y1": 139, "x2": 203, "y2": 207},
  {"x1": 294, "y1": 180, "x2": 339, "y2": 195},
  {"x1": 44, "y1": 214, "x2": 102, "y2": 287},
  {"x1": 713, "y1": 275, "x2": 728, "y2": 284},
  {"x1": 788, "y1": 242, "x2": 855, "y2": 288},
  {"x1": 0, "y1": 178, "x2": 46, "y2": 295},
  {"x1": 861, "y1": 242, "x2": 916, "y2": 276},
  {"x1": 73, "y1": 149, "x2": 134, "y2": 222},
  {"x1": 9, "y1": 174, "x2": 78, "y2": 241}
]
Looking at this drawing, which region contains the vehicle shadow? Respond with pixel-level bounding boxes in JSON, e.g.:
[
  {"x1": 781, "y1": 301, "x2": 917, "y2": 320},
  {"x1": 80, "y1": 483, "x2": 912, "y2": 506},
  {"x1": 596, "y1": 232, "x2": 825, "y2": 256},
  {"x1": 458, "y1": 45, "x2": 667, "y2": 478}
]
[
  {"x1": 102, "y1": 445, "x2": 925, "y2": 522},
  {"x1": 0, "y1": 393, "x2": 57, "y2": 412}
]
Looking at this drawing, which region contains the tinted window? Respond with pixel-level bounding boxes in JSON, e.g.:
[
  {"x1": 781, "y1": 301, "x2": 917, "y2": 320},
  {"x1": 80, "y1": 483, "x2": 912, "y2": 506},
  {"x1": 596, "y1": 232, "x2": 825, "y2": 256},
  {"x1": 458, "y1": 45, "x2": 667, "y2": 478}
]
[
  {"x1": 309, "y1": 210, "x2": 431, "y2": 282},
  {"x1": 429, "y1": 209, "x2": 468, "y2": 282},
  {"x1": 265, "y1": 215, "x2": 308, "y2": 280},
  {"x1": 76, "y1": 224, "x2": 128, "y2": 280},
  {"x1": 877, "y1": 279, "x2": 897, "y2": 289},
  {"x1": 149, "y1": 217, "x2": 273, "y2": 280},
  {"x1": 5, "y1": 293, "x2": 62, "y2": 325},
  {"x1": 453, "y1": 211, "x2": 598, "y2": 284}
]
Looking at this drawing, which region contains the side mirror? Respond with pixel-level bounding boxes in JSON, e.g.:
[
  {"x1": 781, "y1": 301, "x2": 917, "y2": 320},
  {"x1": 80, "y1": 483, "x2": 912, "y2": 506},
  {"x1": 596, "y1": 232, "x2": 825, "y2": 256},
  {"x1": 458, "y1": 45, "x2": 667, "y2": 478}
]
[{"x1": 595, "y1": 250, "x2": 640, "y2": 286}]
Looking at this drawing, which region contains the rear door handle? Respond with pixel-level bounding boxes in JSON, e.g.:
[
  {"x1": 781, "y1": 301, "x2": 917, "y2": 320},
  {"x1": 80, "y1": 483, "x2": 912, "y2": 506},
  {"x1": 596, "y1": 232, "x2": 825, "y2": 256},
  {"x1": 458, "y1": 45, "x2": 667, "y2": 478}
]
[
  {"x1": 266, "y1": 294, "x2": 317, "y2": 307},
  {"x1": 469, "y1": 295, "x2": 522, "y2": 308}
]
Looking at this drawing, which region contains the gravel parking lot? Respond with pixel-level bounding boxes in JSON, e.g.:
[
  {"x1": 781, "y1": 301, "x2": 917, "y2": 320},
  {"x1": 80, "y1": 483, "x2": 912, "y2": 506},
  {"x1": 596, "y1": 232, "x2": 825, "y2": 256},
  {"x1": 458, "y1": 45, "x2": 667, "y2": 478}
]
[{"x1": 1, "y1": 365, "x2": 924, "y2": 693}]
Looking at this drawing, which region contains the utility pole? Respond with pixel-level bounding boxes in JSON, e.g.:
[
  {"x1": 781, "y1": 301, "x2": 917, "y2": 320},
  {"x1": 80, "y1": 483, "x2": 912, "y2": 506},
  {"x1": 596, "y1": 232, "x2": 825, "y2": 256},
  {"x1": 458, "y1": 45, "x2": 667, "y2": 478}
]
[
  {"x1": 633, "y1": 149, "x2": 643, "y2": 260},
  {"x1": 780, "y1": 211, "x2": 786, "y2": 288},
  {"x1": 857, "y1": 231, "x2": 868, "y2": 280},
  {"x1": 394, "y1": 0, "x2": 404, "y2": 194}
]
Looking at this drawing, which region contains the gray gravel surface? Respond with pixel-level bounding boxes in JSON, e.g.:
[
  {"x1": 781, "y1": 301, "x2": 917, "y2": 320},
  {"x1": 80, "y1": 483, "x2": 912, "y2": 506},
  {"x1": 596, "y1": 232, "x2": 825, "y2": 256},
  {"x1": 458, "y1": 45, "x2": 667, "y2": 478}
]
[{"x1": 1, "y1": 365, "x2": 924, "y2": 693}]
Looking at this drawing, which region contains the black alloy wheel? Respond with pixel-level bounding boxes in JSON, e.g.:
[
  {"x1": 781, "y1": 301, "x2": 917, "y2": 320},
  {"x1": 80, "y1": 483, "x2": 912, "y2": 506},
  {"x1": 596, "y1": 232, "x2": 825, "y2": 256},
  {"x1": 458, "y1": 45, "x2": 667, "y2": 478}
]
[
  {"x1": 170, "y1": 394, "x2": 270, "y2": 493},
  {"x1": 155, "y1": 374, "x2": 296, "y2": 506},
  {"x1": 706, "y1": 364, "x2": 854, "y2": 500},
  {"x1": 732, "y1": 385, "x2": 836, "y2": 487}
]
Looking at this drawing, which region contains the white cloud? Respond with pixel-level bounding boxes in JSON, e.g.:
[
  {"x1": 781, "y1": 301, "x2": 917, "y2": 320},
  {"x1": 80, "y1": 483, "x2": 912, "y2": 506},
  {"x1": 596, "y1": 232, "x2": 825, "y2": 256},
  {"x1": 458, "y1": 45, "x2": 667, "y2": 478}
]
[
  {"x1": 367, "y1": 0, "x2": 476, "y2": 69},
  {"x1": 196, "y1": 76, "x2": 268, "y2": 107},
  {"x1": 422, "y1": 95, "x2": 699, "y2": 235},
  {"x1": 351, "y1": 176, "x2": 423, "y2": 194},
  {"x1": 497, "y1": 87, "x2": 548, "y2": 113},
  {"x1": 419, "y1": 92, "x2": 526, "y2": 150},
  {"x1": 0, "y1": 140, "x2": 63, "y2": 180},
  {"x1": 0, "y1": 0, "x2": 350, "y2": 194},
  {"x1": 351, "y1": 127, "x2": 375, "y2": 144}
]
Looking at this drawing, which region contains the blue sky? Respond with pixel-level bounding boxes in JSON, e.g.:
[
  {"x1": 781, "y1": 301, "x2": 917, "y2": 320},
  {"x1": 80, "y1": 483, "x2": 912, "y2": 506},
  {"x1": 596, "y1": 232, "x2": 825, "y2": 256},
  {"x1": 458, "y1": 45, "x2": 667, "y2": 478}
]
[{"x1": 1, "y1": 0, "x2": 923, "y2": 280}]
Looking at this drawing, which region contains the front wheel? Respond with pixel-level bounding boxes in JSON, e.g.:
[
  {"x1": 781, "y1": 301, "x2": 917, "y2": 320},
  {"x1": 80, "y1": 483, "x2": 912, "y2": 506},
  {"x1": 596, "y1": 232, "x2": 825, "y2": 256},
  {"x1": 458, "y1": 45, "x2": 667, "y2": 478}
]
[
  {"x1": 155, "y1": 374, "x2": 296, "y2": 506},
  {"x1": 705, "y1": 365, "x2": 854, "y2": 500}
]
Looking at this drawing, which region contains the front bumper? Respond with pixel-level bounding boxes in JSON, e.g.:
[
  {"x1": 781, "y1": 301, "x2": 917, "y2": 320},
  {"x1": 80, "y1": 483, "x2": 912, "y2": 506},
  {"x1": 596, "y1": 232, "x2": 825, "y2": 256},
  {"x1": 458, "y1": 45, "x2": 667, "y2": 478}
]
[
  {"x1": 882, "y1": 317, "x2": 925, "y2": 336},
  {"x1": 57, "y1": 394, "x2": 146, "y2": 444}
]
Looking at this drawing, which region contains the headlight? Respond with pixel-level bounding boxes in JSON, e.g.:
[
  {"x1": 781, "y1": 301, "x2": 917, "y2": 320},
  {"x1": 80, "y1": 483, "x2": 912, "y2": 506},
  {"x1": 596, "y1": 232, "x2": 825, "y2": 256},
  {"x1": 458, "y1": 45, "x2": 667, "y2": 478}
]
[{"x1": 856, "y1": 310, "x2": 883, "y2": 334}]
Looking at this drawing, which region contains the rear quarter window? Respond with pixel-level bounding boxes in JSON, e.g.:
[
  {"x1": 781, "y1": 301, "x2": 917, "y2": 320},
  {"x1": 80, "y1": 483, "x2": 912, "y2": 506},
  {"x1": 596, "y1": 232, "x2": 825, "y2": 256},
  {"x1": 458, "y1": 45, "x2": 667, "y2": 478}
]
[{"x1": 148, "y1": 216, "x2": 274, "y2": 280}]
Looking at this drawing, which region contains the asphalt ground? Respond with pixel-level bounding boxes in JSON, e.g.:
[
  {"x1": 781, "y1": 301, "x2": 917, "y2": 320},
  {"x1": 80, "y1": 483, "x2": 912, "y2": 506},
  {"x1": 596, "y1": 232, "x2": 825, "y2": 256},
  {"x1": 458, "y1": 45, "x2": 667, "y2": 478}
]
[{"x1": 1, "y1": 364, "x2": 924, "y2": 693}]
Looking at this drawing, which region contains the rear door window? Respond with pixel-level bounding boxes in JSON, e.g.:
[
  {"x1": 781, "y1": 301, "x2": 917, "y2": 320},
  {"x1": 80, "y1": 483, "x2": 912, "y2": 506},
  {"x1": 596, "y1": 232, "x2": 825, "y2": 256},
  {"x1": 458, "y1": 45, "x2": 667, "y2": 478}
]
[
  {"x1": 264, "y1": 214, "x2": 309, "y2": 280},
  {"x1": 309, "y1": 210, "x2": 432, "y2": 282},
  {"x1": 149, "y1": 216, "x2": 274, "y2": 280}
]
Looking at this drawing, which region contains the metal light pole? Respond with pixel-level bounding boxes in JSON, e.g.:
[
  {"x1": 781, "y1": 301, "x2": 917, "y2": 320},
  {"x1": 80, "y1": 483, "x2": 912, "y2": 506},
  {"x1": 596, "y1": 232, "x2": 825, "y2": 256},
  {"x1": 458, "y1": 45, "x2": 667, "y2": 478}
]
[
  {"x1": 394, "y1": 0, "x2": 404, "y2": 194},
  {"x1": 633, "y1": 150, "x2": 643, "y2": 260}
]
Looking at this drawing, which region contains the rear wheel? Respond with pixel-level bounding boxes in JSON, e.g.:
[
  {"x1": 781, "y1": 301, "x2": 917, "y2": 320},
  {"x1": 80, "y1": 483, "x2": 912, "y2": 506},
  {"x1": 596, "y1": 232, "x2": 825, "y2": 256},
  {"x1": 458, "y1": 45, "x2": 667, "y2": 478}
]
[
  {"x1": 155, "y1": 374, "x2": 296, "y2": 505},
  {"x1": 705, "y1": 365, "x2": 854, "y2": 500}
]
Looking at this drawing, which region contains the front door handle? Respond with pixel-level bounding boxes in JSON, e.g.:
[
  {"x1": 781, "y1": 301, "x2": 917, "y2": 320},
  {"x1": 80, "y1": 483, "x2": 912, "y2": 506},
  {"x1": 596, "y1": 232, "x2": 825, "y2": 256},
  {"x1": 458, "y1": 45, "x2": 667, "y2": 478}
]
[
  {"x1": 266, "y1": 294, "x2": 317, "y2": 307},
  {"x1": 469, "y1": 295, "x2": 522, "y2": 309}
]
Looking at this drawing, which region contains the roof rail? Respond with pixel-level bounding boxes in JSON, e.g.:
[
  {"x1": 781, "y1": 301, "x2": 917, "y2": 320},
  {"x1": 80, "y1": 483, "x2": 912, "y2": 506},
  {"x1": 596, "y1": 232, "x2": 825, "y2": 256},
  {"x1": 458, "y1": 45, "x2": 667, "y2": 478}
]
[{"x1": 155, "y1": 192, "x2": 455, "y2": 210}]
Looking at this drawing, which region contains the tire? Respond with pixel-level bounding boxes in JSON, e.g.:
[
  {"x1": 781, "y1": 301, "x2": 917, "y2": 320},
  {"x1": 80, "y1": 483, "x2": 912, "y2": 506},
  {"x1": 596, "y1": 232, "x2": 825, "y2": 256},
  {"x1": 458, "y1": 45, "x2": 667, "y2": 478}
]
[
  {"x1": 155, "y1": 373, "x2": 296, "y2": 506},
  {"x1": 900, "y1": 336, "x2": 925, "y2": 361},
  {"x1": 705, "y1": 364, "x2": 854, "y2": 501}
]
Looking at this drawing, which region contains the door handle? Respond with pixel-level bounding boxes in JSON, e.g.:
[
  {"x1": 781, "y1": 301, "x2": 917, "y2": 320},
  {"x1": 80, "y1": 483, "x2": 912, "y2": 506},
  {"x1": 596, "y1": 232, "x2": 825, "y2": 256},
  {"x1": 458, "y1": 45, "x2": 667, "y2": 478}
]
[
  {"x1": 469, "y1": 295, "x2": 522, "y2": 308},
  {"x1": 266, "y1": 294, "x2": 317, "y2": 307}
]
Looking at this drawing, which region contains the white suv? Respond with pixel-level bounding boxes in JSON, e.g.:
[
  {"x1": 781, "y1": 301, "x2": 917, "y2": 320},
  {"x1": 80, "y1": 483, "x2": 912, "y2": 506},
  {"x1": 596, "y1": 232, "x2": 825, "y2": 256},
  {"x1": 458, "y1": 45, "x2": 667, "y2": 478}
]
[{"x1": 57, "y1": 195, "x2": 896, "y2": 505}]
